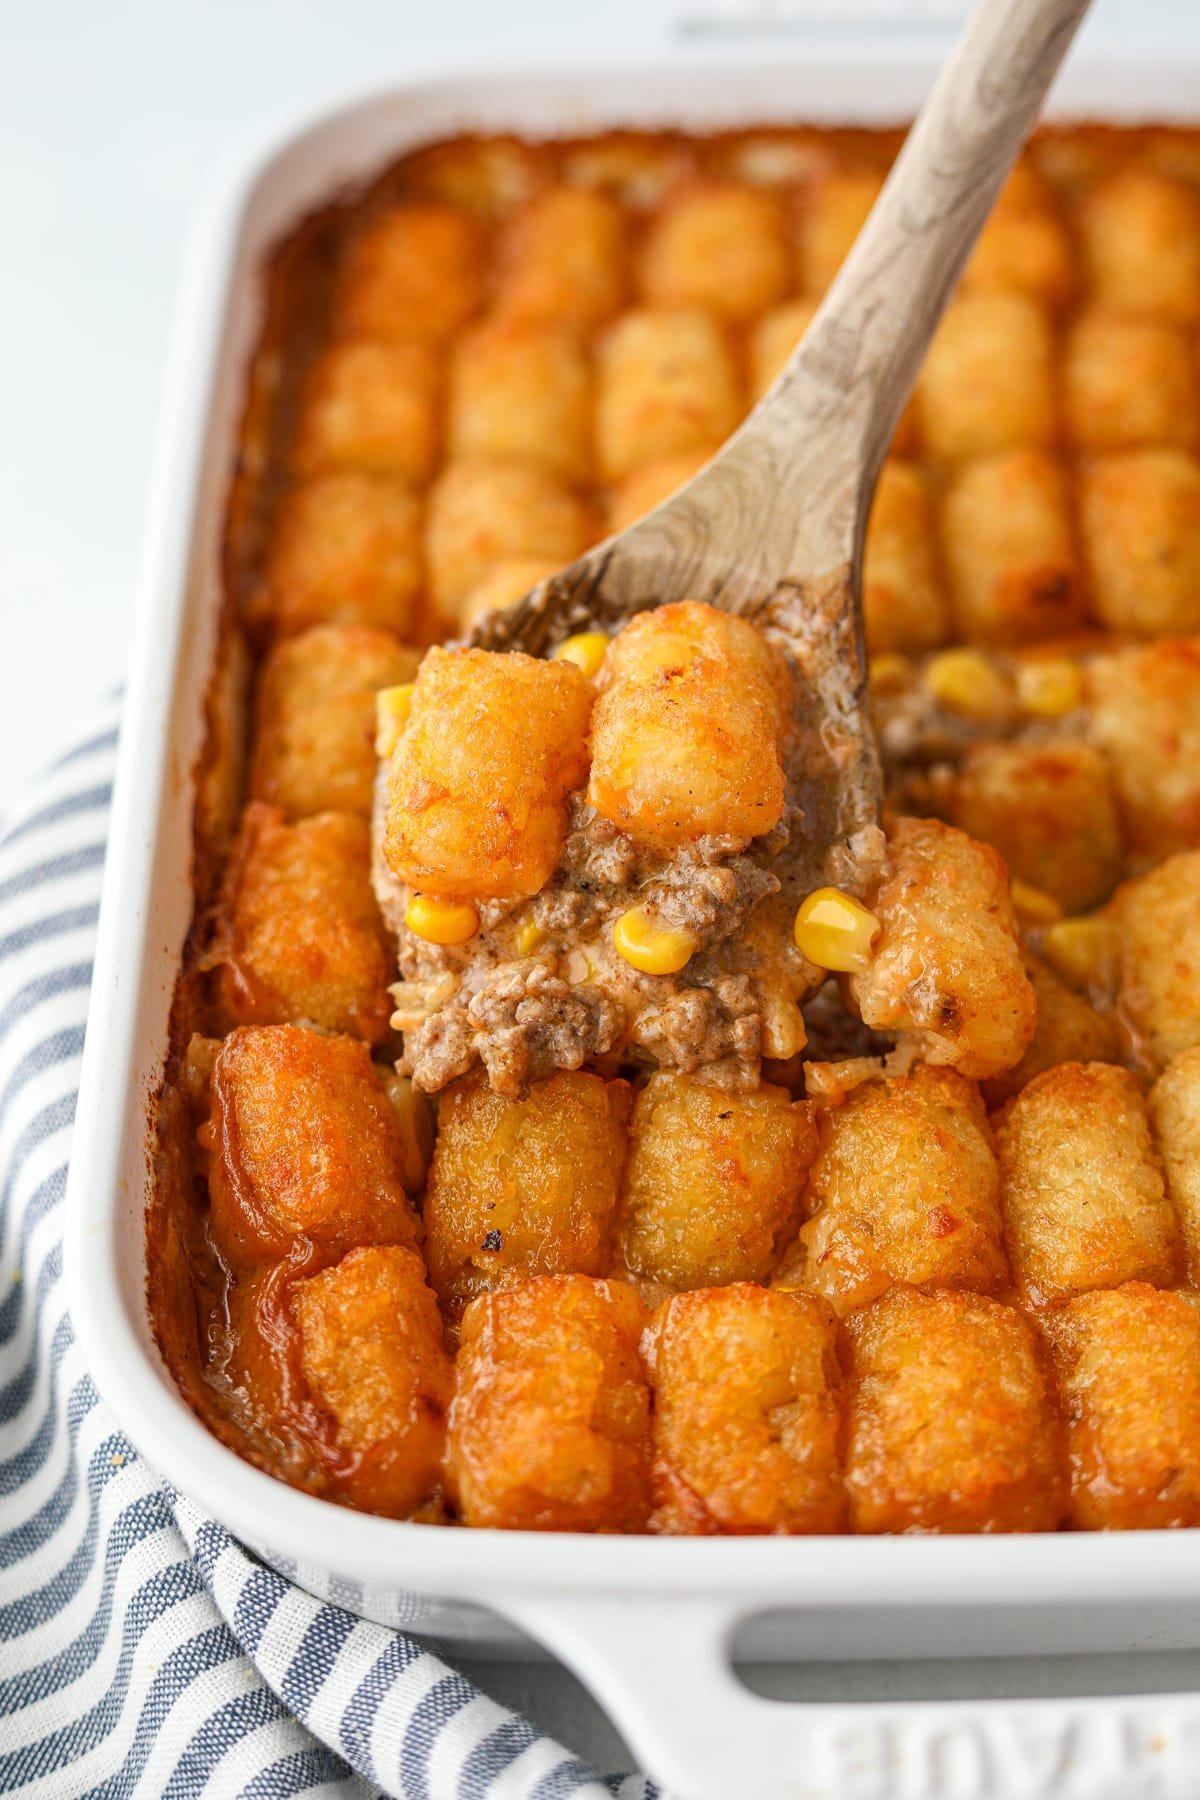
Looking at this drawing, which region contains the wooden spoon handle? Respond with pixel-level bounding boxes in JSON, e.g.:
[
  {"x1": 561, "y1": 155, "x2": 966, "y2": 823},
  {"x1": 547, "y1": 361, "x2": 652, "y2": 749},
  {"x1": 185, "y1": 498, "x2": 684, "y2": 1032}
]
[{"x1": 771, "y1": 0, "x2": 1091, "y2": 486}]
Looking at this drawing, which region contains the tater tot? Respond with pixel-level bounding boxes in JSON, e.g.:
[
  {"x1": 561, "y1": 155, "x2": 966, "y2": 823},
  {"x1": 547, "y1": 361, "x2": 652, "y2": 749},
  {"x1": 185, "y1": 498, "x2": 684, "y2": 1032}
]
[
  {"x1": 748, "y1": 298, "x2": 820, "y2": 401},
  {"x1": 941, "y1": 450, "x2": 1084, "y2": 645},
  {"x1": 250, "y1": 624, "x2": 419, "y2": 820},
  {"x1": 618, "y1": 1073, "x2": 816, "y2": 1293},
  {"x1": 333, "y1": 203, "x2": 482, "y2": 344},
  {"x1": 446, "y1": 320, "x2": 591, "y2": 484},
  {"x1": 981, "y1": 953, "x2": 1123, "y2": 1108},
  {"x1": 1080, "y1": 451, "x2": 1200, "y2": 637},
  {"x1": 402, "y1": 137, "x2": 542, "y2": 223},
  {"x1": 202, "y1": 1025, "x2": 418, "y2": 1268},
  {"x1": 1089, "y1": 640, "x2": 1200, "y2": 860},
  {"x1": 492, "y1": 185, "x2": 627, "y2": 329},
  {"x1": 425, "y1": 460, "x2": 593, "y2": 615},
  {"x1": 775, "y1": 1066, "x2": 1007, "y2": 1317},
  {"x1": 292, "y1": 1246, "x2": 452, "y2": 1516},
  {"x1": 213, "y1": 804, "x2": 394, "y2": 1043},
  {"x1": 862, "y1": 461, "x2": 950, "y2": 655},
  {"x1": 605, "y1": 449, "x2": 710, "y2": 534},
  {"x1": 293, "y1": 340, "x2": 440, "y2": 484},
  {"x1": 845, "y1": 1288, "x2": 1066, "y2": 1533},
  {"x1": 262, "y1": 473, "x2": 423, "y2": 638},
  {"x1": 424, "y1": 1071, "x2": 631, "y2": 1313},
  {"x1": 1110, "y1": 851, "x2": 1200, "y2": 1072},
  {"x1": 798, "y1": 169, "x2": 883, "y2": 294},
  {"x1": 638, "y1": 181, "x2": 788, "y2": 320},
  {"x1": 456, "y1": 556, "x2": 562, "y2": 632},
  {"x1": 384, "y1": 645, "x2": 591, "y2": 901},
  {"x1": 916, "y1": 293, "x2": 1057, "y2": 462},
  {"x1": 1079, "y1": 171, "x2": 1200, "y2": 323},
  {"x1": 644, "y1": 1285, "x2": 845, "y2": 1534},
  {"x1": 595, "y1": 308, "x2": 741, "y2": 483},
  {"x1": 994, "y1": 1062, "x2": 1180, "y2": 1306},
  {"x1": 1046, "y1": 1284, "x2": 1200, "y2": 1529},
  {"x1": 950, "y1": 742, "x2": 1123, "y2": 914},
  {"x1": 960, "y1": 165, "x2": 1074, "y2": 308},
  {"x1": 447, "y1": 1275, "x2": 651, "y2": 1531},
  {"x1": 851, "y1": 817, "x2": 1036, "y2": 1081},
  {"x1": 1064, "y1": 311, "x2": 1197, "y2": 452},
  {"x1": 588, "y1": 600, "x2": 792, "y2": 847},
  {"x1": 1150, "y1": 1050, "x2": 1200, "y2": 1284}
]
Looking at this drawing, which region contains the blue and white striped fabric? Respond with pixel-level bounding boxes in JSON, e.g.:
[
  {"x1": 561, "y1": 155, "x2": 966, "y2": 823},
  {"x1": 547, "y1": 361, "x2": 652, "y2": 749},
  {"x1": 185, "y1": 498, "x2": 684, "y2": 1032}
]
[{"x1": 0, "y1": 698, "x2": 658, "y2": 1800}]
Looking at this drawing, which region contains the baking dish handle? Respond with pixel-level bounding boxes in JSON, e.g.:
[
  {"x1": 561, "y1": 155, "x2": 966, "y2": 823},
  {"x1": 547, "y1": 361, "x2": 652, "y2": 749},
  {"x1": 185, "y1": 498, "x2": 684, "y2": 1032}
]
[{"x1": 500, "y1": 1591, "x2": 1200, "y2": 1800}]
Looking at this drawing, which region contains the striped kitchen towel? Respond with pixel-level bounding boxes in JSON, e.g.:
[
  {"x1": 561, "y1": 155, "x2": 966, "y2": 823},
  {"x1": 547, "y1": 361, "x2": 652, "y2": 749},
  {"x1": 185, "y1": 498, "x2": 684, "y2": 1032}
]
[{"x1": 0, "y1": 697, "x2": 657, "y2": 1800}]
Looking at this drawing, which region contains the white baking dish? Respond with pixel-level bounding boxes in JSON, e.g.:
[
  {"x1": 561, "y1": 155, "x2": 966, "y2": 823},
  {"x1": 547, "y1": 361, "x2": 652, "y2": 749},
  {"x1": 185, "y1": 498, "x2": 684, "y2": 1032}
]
[{"x1": 64, "y1": 51, "x2": 1200, "y2": 1800}]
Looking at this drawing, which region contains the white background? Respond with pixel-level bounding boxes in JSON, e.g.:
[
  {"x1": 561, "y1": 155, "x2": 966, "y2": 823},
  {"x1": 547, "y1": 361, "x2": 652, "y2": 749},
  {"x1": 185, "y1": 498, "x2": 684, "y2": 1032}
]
[{"x1": 4, "y1": 0, "x2": 1200, "y2": 1772}]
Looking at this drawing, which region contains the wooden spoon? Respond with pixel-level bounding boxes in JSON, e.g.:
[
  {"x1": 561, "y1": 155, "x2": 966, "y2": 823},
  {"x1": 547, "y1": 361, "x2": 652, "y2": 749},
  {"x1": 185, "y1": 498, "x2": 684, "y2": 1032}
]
[{"x1": 472, "y1": 0, "x2": 1091, "y2": 905}]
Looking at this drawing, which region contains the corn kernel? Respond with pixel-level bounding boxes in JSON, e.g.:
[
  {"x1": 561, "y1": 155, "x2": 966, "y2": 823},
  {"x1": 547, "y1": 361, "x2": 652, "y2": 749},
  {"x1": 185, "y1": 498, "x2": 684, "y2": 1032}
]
[
  {"x1": 925, "y1": 649, "x2": 1015, "y2": 723},
  {"x1": 405, "y1": 894, "x2": 480, "y2": 946},
  {"x1": 869, "y1": 653, "x2": 914, "y2": 697},
  {"x1": 1016, "y1": 657, "x2": 1084, "y2": 719},
  {"x1": 516, "y1": 918, "x2": 548, "y2": 955},
  {"x1": 1011, "y1": 879, "x2": 1064, "y2": 925},
  {"x1": 793, "y1": 887, "x2": 881, "y2": 973},
  {"x1": 375, "y1": 682, "x2": 415, "y2": 758},
  {"x1": 552, "y1": 632, "x2": 609, "y2": 680},
  {"x1": 613, "y1": 905, "x2": 696, "y2": 975},
  {"x1": 1041, "y1": 915, "x2": 1120, "y2": 992}
]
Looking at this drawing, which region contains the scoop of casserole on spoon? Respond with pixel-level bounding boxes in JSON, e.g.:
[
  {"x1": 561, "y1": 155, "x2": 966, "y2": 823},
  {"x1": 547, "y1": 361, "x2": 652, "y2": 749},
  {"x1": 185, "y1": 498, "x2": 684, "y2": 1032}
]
[{"x1": 377, "y1": 0, "x2": 1092, "y2": 1096}]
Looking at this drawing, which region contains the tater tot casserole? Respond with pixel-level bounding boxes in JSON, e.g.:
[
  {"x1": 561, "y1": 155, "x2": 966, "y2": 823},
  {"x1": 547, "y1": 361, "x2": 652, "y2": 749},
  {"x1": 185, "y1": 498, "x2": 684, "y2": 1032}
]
[{"x1": 151, "y1": 121, "x2": 1200, "y2": 1539}]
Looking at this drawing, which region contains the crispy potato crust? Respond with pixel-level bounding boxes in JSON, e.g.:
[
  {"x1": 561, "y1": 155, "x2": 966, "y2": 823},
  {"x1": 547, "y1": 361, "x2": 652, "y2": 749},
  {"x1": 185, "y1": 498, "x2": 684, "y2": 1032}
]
[
  {"x1": 1078, "y1": 171, "x2": 1200, "y2": 324},
  {"x1": 214, "y1": 804, "x2": 393, "y2": 1042},
  {"x1": 637, "y1": 181, "x2": 789, "y2": 320},
  {"x1": 202, "y1": 1025, "x2": 418, "y2": 1268},
  {"x1": 263, "y1": 472, "x2": 423, "y2": 638},
  {"x1": 333, "y1": 203, "x2": 483, "y2": 344},
  {"x1": 994, "y1": 1061, "x2": 1180, "y2": 1306},
  {"x1": 425, "y1": 459, "x2": 593, "y2": 615},
  {"x1": 594, "y1": 307, "x2": 741, "y2": 482},
  {"x1": 384, "y1": 645, "x2": 592, "y2": 901},
  {"x1": 446, "y1": 320, "x2": 591, "y2": 484},
  {"x1": 293, "y1": 341, "x2": 441, "y2": 484},
  {"x1": 981, "y1": 953, "x2": 1123, "y2": 1108},
  {"x1": 777, "y1": 1066, "x2": 1008, "y2": 1316},
  {"x1": 447, "y1": 1274, "x2": 651, "y2": 1530},
  {"x1": 1080, "y1": 451, "x2": 1200, "y2": 638},
  {"x1": 588, "y1": 601, "x2": 793, "y2": 847},
  {"x1": 644, "y1": 1285, "x2": 846, "y2": 1534},
  {"x1": 1045, "y1": 1283, "x2": 1200, "y2": 1528},
  {"x1": 492, "y1": 185, "x2": 628, "y2": 330},
  {"x1": 1109, "y1": 851, "x2": 1200, "y2": 1072},
  {"x1": 950, "y1": 741, "x2": 1123, "y2": 914},
  {"x1": 1064, "y1": 310, "x2": 1197, "y2": 452},
  {"x1": 851, "y1": 817, "x2": 1036, "y2": 1081},
  {"x1": 293, "y1": 1245, "x2": 452, "y2": 1516},
  {"x1": 1150, "y1": 1049, "x2": 1200, "y2": 1286},
  {"x1": 940, "y1": 449, "x2": 1084, "y2": 646},
  {"x1": 250, "y1": 624, "x2": 419, "y2": 820},
  {"x1": 1089, "y1": 640, "x2": 1200, "y2": 860},
  {"x1": 425, "y1": 1070, "x2": 631, "y2": 1314},
  {"x1": 619, "y1": 1073, "x2": 816, "y2": 1292},
  {"x1": 916, "y1": 292, "x2": 1057, "y2": 462},
  {"x1": 845, "y1": 1288, "x2": 1067, "y2": 1533},
  {"x1": 862, "y1": 461, "x2": 950, "y2": 656}
]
